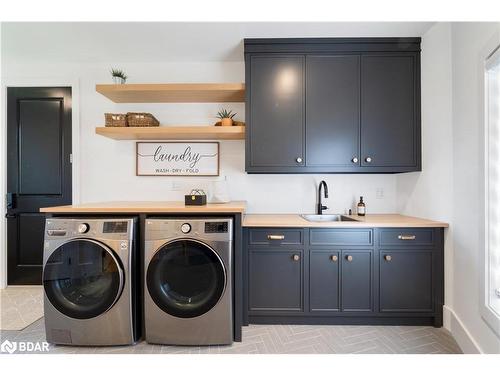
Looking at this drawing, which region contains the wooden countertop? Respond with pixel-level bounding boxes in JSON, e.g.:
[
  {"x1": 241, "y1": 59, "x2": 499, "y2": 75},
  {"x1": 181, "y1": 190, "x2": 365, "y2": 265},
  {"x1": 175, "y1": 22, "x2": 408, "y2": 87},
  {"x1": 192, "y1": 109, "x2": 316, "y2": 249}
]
[
  {"x1": 242, "y1": 214, "x2": 449, "y2": 228},
  {"x1": 40, "y1": 203, "x2": 448, "y2": 227},
  {"x1": 40, "y1": 201, "x2": 247, "y2": 214}
]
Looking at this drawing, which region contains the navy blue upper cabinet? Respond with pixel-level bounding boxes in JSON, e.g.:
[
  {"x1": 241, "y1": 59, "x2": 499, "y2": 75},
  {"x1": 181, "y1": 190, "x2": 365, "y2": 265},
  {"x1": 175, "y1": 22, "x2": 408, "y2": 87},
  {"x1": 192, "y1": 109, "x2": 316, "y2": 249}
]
[
  {"x1": 244, "y1": 38, "x2": 421, "y2": 174},
  {"x1": 306, "y1": 55, "x2": 360, "y2": 168},
  {"x1": 360, "y1": 55, "x2": 420, "y2": 169},
  {"x1": 246, "y1": 55, "x2": 305, "y2": 170}
]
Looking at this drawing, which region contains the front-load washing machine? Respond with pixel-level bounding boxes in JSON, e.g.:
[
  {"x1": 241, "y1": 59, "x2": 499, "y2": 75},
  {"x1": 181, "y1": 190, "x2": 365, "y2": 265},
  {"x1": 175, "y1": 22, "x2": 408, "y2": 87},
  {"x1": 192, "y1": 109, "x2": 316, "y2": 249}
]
[
  {"x1": 43, "y1": 217, "x2": 139, "y2": 346},
  {"x1": 144, "y1": 218, "x2": 233, "y2": 345}
]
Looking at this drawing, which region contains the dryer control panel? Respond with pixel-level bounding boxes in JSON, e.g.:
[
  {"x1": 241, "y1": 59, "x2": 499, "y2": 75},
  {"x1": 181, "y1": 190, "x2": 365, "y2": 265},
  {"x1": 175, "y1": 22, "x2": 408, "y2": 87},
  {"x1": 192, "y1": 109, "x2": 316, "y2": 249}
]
[
  {"x1": 204, "y1": 222, "x2": 228, "y2": 233},
  {"x1": 145, "y1": 218, "x2": 232, "y2": 242}
]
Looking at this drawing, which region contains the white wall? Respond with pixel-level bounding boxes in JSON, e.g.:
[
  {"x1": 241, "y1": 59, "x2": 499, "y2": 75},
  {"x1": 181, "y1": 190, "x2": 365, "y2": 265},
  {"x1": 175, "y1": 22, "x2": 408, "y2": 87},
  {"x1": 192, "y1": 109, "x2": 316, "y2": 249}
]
[
  {"x1": 397, "y1": 22, "x2": 500, "y2": 353},
  {"x1": 450, "y1": 22, "x2": 500, "y2": 353},
  {"x1": 2, "y1": 60, "x2": 397, "y2": 214},
  {"x1": 396, "y1": 21, "x2": 455, "y2": 323}
]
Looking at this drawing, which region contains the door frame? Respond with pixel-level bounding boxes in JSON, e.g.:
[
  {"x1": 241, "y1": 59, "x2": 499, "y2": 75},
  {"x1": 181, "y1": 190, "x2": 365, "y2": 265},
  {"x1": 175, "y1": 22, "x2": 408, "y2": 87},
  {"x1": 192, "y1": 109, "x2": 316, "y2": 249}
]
[{"x1": 0, "y1": 77, "x2": 81, "y2": 288}]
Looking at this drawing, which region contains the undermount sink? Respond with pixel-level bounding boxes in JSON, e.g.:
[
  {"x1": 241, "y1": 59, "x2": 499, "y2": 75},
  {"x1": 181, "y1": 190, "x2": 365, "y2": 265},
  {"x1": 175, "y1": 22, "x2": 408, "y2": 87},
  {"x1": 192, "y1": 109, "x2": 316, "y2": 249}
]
[{"x1": 300, "y1": 214, "x2": 358, "y2": 222}]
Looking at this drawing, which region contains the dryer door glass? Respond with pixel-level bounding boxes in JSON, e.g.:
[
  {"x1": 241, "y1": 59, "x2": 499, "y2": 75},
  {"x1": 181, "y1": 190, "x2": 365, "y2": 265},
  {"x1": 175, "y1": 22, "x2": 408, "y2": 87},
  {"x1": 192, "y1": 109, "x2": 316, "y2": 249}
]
[
  {"x1": 43, "y1": 239, "x2": 124, "y2": 320},
  {"x1": 147, "y1": 239, "x2": 226, "y2": 318}
]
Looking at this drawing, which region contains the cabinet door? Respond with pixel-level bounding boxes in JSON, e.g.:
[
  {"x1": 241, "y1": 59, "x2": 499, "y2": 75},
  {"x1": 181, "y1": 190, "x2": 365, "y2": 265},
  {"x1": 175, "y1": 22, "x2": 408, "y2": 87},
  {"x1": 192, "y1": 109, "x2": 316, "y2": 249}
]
[
  {"x1": 247, "y1": 55, "x2": 305, "y2": 169},
  {"x1": 310, "y1": 250, "x2": 340, "y2": 311},
  {"x1": 341, "y1": 250, "x2": 373, "y2": 312},
  {"x1": 379, "y1": 250, "x2": 433, "y2": 312},
  {"x1": 248, "y1": 249, "x2": 303, "y2": 312},
  {"x1": 306, "y1": 55, "x2": 360, "y2": 168},
  {"x1": 360, "y1": 55, "x2": 418, "y2": 168}
]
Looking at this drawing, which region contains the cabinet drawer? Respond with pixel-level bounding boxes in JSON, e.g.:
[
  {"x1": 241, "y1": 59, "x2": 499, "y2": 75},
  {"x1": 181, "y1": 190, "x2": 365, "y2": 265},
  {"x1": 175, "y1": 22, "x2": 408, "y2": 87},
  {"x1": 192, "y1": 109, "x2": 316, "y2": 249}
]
[
  {"x1": 248, "y1": 228, "x2": 303, "y2": 246},
  {"x1": 310, "y1": 229, "x2": 373, "y2": 246},
  {"x1": 379, "y1": 228, "x2": 434, "y2": 247}
]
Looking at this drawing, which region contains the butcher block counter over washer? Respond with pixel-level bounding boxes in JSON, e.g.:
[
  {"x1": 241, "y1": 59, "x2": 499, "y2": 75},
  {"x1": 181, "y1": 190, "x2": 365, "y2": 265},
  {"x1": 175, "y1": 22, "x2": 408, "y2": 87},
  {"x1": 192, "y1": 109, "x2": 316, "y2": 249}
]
[{"x1": 40, "y1": 201, "x2": 247, "y2": 213}]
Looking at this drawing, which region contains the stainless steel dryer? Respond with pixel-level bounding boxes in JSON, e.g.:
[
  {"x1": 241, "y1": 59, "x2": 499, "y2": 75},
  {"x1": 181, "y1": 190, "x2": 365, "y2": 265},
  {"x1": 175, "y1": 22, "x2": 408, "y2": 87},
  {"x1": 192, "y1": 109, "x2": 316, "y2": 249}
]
[
  {"x1": 144, "y1": 218, "x2": 233, "y2": 345},
  {"x1": 43, "y1": 218, "x2": 139, "y2": 346}
]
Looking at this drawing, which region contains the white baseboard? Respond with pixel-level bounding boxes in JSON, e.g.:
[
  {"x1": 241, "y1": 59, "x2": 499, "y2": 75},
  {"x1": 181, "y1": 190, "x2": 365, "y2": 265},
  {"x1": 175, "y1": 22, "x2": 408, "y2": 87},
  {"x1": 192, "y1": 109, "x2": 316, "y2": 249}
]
[
  {"x1": 443, "y1": 305, "x2": 483, "y2": 353},
  {"x1": 443, "y1": 304, "x2": 452, "y2": 330}
]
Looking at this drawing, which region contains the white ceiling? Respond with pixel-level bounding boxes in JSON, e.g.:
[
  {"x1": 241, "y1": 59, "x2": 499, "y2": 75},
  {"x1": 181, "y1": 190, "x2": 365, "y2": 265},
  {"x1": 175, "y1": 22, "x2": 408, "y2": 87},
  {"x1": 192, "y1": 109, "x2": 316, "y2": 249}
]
[{"x1": 1, "y1": 22, "x2": 434, "y2": 63}]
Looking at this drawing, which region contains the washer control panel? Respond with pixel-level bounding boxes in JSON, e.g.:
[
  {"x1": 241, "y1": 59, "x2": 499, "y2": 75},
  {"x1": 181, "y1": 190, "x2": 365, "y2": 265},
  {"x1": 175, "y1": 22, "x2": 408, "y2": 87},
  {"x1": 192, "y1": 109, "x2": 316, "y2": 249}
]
[
  {"x1": 45, "y1": 219, "x2": 134, "y2": 241},
  {"x1": 103, "y1": 221, "x2": 128, "y2": 233}
]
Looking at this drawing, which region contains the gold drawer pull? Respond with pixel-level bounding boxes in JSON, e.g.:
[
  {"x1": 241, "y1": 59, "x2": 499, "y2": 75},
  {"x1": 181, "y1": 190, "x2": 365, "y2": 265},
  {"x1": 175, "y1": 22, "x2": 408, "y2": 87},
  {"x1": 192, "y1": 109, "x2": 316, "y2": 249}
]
[
  {"x1": 346, "y1": 255, "x2": 353, "y2": 262},
  {"x1": 267, "y1": 234, "x2": 285, "y2": 240},
  {"x1": 398, "y1": 234, "x2": 416, "y2": 240},
  {"x1": 331, "y1": 255, "x2": 338, "y2": 262},
  {"x1": 384, "y1": 255, "x2": 392, "y2": 262},
  {"x1": 292, "y1": 254, "x2": 300, "y2": 261}
]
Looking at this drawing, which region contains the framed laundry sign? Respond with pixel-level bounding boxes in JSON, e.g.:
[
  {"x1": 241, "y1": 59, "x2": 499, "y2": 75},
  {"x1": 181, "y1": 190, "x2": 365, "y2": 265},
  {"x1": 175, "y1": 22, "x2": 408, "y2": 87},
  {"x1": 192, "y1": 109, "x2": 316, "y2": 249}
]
[{"x1": 136, "y1": 142, "x2": 219, "y2": 176}]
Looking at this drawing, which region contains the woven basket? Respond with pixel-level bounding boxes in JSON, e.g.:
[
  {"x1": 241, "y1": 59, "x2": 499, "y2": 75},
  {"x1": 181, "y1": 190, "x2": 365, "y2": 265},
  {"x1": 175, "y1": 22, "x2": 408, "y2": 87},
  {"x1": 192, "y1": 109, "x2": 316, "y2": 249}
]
[
  {"x1": 127, "y1": 112, "x2": 159, "y2": 127},
  {"x1": 105, "y1": 113, "x2": 127, "y2": 127}
]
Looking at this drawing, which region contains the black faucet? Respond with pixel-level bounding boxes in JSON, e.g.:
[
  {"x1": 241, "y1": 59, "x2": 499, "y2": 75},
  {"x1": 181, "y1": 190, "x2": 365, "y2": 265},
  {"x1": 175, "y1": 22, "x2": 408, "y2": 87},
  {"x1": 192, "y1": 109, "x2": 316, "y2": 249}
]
[{"x1": 317, "y1": 180, "x2": 329, "y2": 215}]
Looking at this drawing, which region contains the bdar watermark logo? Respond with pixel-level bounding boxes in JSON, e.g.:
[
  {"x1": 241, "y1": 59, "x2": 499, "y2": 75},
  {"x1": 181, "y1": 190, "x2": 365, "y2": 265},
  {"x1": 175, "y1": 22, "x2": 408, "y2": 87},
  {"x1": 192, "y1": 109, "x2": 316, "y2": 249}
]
[
  {"x1": 1, "y1": 340, "x2": 17, "y2": 354},
  {"x1": 1, "y1": 339, "x2": 49, "y2": 354}
]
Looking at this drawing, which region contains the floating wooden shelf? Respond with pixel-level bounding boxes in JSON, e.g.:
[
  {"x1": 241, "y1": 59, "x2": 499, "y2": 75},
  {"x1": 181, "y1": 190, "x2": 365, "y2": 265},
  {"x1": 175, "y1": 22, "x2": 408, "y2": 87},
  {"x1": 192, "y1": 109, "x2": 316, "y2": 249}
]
[
  {"x1": 95, "y1": 126, "x2": 246, "y2": 140},
  {"x1": 96, "y1": 83, "x2": 245, "y2": 103}
]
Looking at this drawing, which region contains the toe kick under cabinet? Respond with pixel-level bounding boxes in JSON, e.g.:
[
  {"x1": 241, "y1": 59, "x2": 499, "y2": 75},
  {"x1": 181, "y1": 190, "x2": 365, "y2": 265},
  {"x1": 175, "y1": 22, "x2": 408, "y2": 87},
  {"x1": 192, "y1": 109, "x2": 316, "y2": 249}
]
[{"x1": 243, "y1": 227, "x2": 444, "y2": 327}]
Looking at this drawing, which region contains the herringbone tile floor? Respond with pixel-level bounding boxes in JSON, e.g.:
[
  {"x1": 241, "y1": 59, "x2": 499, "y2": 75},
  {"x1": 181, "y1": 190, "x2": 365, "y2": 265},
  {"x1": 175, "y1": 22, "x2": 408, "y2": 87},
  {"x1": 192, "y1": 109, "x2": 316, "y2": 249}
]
[{"x1": 0, "y1": 318, "x2": 462, "y2": 354}]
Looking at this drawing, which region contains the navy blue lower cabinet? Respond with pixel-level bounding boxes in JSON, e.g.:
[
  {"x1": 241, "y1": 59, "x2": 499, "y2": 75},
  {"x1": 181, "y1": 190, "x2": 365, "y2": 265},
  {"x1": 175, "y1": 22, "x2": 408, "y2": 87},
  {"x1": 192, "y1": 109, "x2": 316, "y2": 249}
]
[
  {"x1": 379, "y1": 250, "x2": 433, "y2": 312},
  {"x1": 309, "y1": 250, "x2": 340, "y2": 312},
  {"x1": 244, "y1": 227, "x2": 444, "y2": 327},
  {"x1": 248, "y1": 248, "x2": 304, "y2": 313},
  {"x1": 341, "y1": 250, "x2": 374, "y2": 312}
]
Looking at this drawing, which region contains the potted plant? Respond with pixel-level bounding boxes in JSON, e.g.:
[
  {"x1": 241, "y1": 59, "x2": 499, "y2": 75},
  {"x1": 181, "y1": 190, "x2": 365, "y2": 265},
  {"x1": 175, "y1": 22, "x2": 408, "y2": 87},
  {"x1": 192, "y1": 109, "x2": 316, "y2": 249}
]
[
  {"x1": 216, "y1": 109, "x2": 236, "y2": 127},
  {"x1": 110, "y1": 68, "x2": 128, "y2": 84}
]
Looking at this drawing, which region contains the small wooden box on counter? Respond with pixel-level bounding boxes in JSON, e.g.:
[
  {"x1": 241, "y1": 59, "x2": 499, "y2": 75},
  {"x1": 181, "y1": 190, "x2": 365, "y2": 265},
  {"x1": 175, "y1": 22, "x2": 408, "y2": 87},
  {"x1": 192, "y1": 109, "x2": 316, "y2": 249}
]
[{"x1": 184, "y1": 194, "x2": 207, "y2": 206}]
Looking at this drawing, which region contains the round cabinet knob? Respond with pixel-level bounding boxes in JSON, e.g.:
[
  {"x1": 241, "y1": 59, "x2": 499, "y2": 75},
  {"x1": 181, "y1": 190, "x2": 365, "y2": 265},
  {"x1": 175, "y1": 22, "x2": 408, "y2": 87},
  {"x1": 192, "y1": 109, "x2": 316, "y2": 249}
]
[
  {"x1": 365, "y1": 157, "x2": 372, "y2": 163},
  {"x1": 384, "y1": 255, "x2": 392, "y2": 262},
  {"x1": 331, "y1": 255, "x2": 338, "y2": 262},
  {"x1": 296, "y1": 157, "x2": 303, "y2": 163},
  {"x1": 77, "y1": 223, "x2": 89, "y2": 234},
  {"x1": 181, "y1": 223, "x2": 191, "y2": 234},
  {"x1": 346, "y1": 255, "x2": 353, "y2": 262},
  {"x1": 292, "y1": 254, "x2": 300, "y2": 261},
  {"x1": 351, "y1": 157, "x2": 359, "y2": 163}
]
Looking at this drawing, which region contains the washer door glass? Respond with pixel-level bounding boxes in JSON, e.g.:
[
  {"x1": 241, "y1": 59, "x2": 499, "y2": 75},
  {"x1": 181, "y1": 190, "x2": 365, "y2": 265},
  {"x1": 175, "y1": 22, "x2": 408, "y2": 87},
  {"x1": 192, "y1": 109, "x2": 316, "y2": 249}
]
[
  {"x1": 147, "y1": 239, "x2": 226, "y2": 318},
  {"x1": 43, "y1": 239, "x2": 124, "y2": 320}
]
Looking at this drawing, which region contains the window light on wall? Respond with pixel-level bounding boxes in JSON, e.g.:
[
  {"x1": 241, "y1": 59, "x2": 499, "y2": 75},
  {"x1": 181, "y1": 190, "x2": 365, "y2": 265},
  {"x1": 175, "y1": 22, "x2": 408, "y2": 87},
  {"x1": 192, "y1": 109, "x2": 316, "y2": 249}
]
[{"x1": 484, "y1": 43, "x2": 500, "y2": 337}]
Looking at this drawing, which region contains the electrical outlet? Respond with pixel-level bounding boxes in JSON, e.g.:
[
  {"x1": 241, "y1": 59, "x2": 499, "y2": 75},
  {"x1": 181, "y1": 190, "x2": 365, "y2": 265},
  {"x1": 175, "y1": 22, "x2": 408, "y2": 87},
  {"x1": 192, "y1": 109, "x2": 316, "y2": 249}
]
[
  {"x1": 171, "y1": 181, "x2": 182, "y2": 191},
  {"x1": 376, "y1": 188, "x2": 384, "y2": 199}
]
